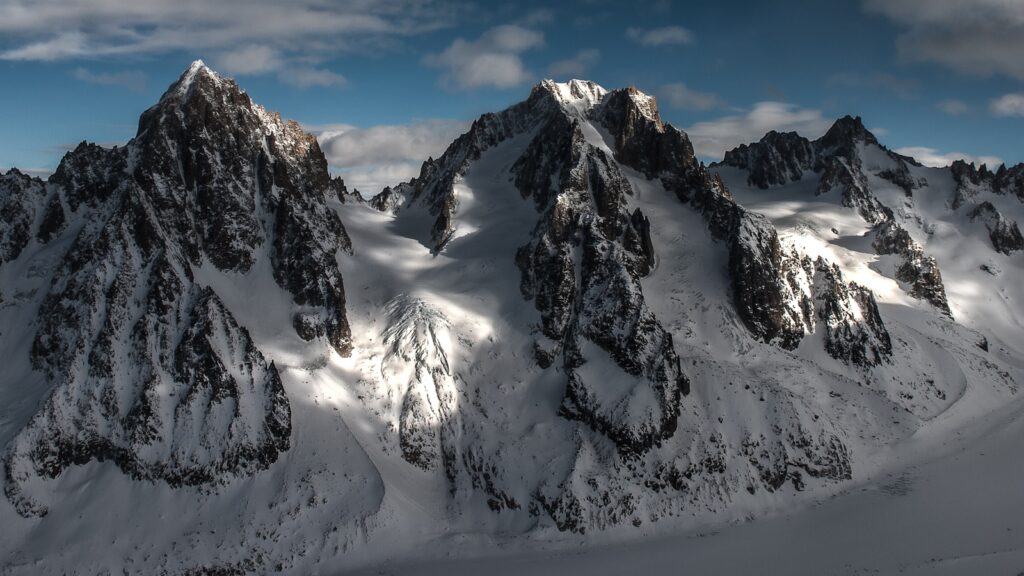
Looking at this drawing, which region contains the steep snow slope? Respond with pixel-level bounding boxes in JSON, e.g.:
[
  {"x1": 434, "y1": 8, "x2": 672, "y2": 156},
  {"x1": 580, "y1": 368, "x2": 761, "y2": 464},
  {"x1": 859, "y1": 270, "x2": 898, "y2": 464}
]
[
  {"x1": 1, "y1": 67, "x2": 1022, "y2": 575},
  {"x1": 347, "y1": 389, "x2": 1024, "y2": 575}
]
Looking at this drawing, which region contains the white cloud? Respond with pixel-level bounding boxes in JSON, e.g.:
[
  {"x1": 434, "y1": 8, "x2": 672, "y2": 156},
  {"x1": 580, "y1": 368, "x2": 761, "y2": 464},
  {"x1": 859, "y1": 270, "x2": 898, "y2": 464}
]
[
  {"x1": 279, "y1": 67, "x2": 347, "y2": 88},
  {"x1": 864, "y1": 0, "x2": 1024, "y2": 80},
  {"x1": 519, "y1": 8, "x2": 555, "y2": 26},
  {"x1": 211, "y1": 44, "x2": 345, "y2": 88},
  {"x1": 626, "y1": 26, "x2": 694, "y2": 46},
  {"x1": 425, "y1": 25, "x2": 544, "y2": 90},
  {"x1": 685, "y1": 102, "x2": 832, "y2": 160},
  {"x1": 309, "y1": 119, "x2": 470, "y2": 193},
  {"x1": 215, "y1": 45, "x2": 283, "y2": 75},
  {"x1": 71, "y1": 67, "x2": 146, "y2": 92},
  {"x1": 937, "y1": 99, "x2": 970, "y2": 115},
  {"x1": 0, "y1": 0, "x2": 458, "y2": 91},
  {"x1": 659, "y1": 82, "x2": 722, "y2": 111},
  {"x1": 894, "y1": 146, "x2": 1003, "y2": 168},
  {"x1": 828, "y1": 72, "x2": 918, "y2": 99},
  {"x1": 990, "y1": 93, "x2": 1024, "y2": 117},
  {"x1": 547, "y1": 49, "x2": 599, "y2": 78}
]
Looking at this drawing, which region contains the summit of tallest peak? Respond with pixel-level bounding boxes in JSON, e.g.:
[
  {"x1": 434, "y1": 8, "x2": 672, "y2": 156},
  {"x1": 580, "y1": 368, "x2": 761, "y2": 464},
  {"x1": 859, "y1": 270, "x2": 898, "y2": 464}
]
[
  {"x1": 162, "y1": 59, "x2": 226, "y2": 101},
  {"x1": 535, "y1": 79, "x2": 609, "y2": 112}
]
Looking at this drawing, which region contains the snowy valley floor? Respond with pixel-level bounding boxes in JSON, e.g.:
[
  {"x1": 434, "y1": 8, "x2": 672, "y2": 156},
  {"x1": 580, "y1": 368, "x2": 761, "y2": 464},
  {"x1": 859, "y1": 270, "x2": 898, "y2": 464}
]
[{"x1": 347, "y1": 391, "x2": 1024, "y2": 576}]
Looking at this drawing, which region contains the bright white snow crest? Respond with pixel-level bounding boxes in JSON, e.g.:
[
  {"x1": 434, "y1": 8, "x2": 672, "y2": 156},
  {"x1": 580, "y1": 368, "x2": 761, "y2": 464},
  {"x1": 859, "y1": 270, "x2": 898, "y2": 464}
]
[
  {"x1": 1, "y1": 64, "x2": 1024, "y2": 576},
  {"x1": 543, "y1": 78, "x2": 609, "y2": 112}
]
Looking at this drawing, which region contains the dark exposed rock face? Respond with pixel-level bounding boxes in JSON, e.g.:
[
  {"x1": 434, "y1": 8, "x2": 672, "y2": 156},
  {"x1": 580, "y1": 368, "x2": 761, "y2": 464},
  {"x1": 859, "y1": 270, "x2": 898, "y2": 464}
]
[
  {"x1": 722, "y1": 131, "x2": 816, "y2": 189},
  {"x1": 951, "y1": 161, "x2": 1024, "y2": 254},
  {"x1": 742, "y1": 427, "x2": 852, "y2": 494},
  {"x1": 952, "y1": 160, "x2": 1024, "y2": 207},
  {"x1": 3, "y1": 61, "x2": 354, "y2": 517},
  {"x1": 871, "y1": 219, "x2": 951, "y2": 316},
  {"x1": 813, "y1": 259, "x2": 892, "y2": 367},
  {"x1": 970, "y1": 201, "x2": 1024, "y2": 255},
  {"x1": 0, "y1": 169, "x2": 50, "y2": 263},
  {"x1": 720, "y1": 116, "x2": 917, "y2": 199},
  {"x1": 993, "y1": 163, "x2": 1024, "y2": 200},
  {"x1": 592, "y1": 87, "x2": 700, "y2": 179},
  {"x1": 515, "y1": 88, "x2": 687, "y2": 456}
]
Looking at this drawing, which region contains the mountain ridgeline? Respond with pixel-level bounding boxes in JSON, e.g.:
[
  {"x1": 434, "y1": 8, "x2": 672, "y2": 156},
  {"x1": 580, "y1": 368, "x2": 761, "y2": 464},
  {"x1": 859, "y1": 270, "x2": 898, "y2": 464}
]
[{"x1": 0, "y1": 64, "x2": 1021, "y2": 574}]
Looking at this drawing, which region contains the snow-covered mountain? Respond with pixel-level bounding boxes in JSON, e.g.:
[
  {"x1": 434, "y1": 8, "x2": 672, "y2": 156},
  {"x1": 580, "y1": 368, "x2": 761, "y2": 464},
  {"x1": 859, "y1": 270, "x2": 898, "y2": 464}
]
[{"x1": 1, "y1": 64, "x2": 1022, "y2": 574}]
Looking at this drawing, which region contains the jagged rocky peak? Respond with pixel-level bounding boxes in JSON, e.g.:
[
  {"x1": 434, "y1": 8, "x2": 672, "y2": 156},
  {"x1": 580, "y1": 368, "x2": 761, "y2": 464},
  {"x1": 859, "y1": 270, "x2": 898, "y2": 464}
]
[
  {"x1": 717, "y1": 114, "x2": 895, "y2": 191},
  {"x1": 130, "y1": 59, "x2": 352, "y2": 352},
  {"x1": 952, "y1": 159, "x2": 1024, "y2": 205},
  {"x1": 817, "y1": 115, "x2": 878, "y2": 152},
  {"x1": 721, "y1": 130, "x2": 816, "y2": 188},
  {"x1": 970, "y1": 201, "x2": 1024, "y2": 255},
  {"x1": 2, "y1": 61, "x2": 354, "y2": 517}
]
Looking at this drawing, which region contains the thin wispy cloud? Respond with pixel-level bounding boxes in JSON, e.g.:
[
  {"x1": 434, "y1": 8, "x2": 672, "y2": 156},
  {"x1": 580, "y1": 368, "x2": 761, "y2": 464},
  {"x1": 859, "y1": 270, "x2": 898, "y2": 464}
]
[
  {"x1": 547, "y1": 49, "x2": 599, "y2": 79},
  {"x1": 626, "y1": 26, "x2": 694, "y2": 46},
  {"x1": 936, "y1": 99, "x2": 970, "y2": 116},
  {"x1": 71, "y1": 67, "x2": 146, "y2": 92},
  {"x1": 0, "y1": 0, "x2": 458, "y2": 87},
  {"x1": 659, "y1": 82, "x2": 723, "y2": 111},
  {"x1": 425, "y1": 25, "x2": 544, "y2": 90},
  {"x1": 686, "y1": 102, "x2": 832, "y2": 160},
  {"x1": 212, "y1": 44, "x2": 345, "y2": 88},
  {"x1": 828, "y1": 72, "x2": 919, "y2": 99}
]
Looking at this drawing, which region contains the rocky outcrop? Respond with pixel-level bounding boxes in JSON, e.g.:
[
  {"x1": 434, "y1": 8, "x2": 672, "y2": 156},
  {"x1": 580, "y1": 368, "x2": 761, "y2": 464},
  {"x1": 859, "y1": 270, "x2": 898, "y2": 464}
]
[
  {"x1": 813, "y1": 258, "x2": 892, "y2": 367},
  {"x1": 0, "y1": 169, "x2": 50, "y2": 263},
  {"x1": 952, "y1": 161, "x2": 1024, "y2": 254},
  {"x1": 871, "y1": 219, "x2": 951, "y2": 316},
  {"x1": 3, "y1": 61, "x2": 354, "y2": 517},
  {"x1": 591, "y1": 86, "x2": 700, "y2": 179},
  {"x1": 970, "y1": 201, "x2": 1024, "y2": 255},
  {"x1": 720, "y1": 115, "x2": 921, "y2": 198},
  {"x1": 993, "y1": 163, "x2": 1024, "y2": 200},
  {"x1": 726, "y1": 211, "x2": 814, "y2": 350},
  {"x1": 952, "y1": 160, "x2": 1024, "y2": 207},
  {"x1": 721, "y1": 131, "x2": 816, "y2": 189}
]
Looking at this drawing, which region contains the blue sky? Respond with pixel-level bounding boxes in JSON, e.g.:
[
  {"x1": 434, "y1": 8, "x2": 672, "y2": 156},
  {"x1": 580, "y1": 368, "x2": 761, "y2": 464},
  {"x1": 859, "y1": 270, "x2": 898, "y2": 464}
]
[{"x1": 1, "y1": 0, "x2": 1022, "y2": 192}]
